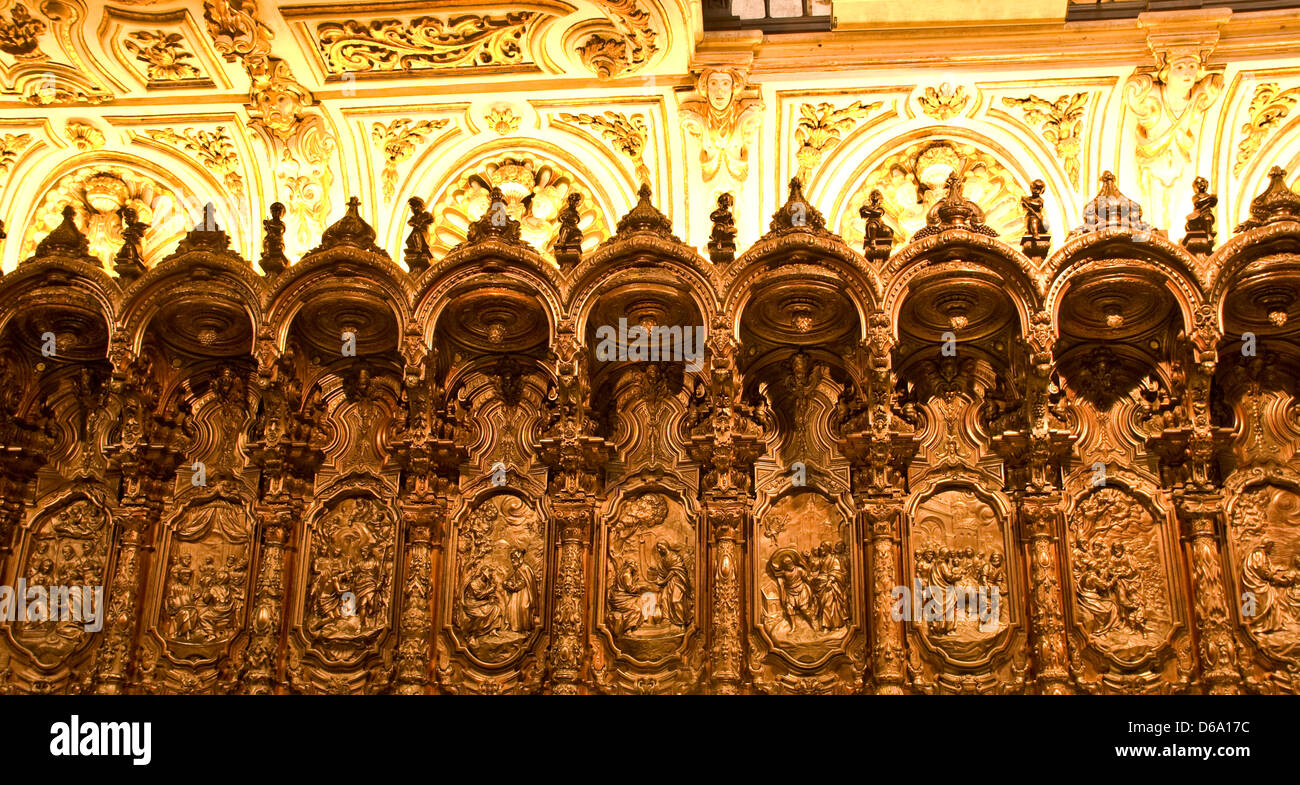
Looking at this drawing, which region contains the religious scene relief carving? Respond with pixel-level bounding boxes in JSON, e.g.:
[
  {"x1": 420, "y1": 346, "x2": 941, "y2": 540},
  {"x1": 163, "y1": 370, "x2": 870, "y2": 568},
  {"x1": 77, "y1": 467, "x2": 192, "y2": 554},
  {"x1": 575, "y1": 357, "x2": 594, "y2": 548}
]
[{"x1": 1, "y1": 0, "x2": 1300, "y2": 699}]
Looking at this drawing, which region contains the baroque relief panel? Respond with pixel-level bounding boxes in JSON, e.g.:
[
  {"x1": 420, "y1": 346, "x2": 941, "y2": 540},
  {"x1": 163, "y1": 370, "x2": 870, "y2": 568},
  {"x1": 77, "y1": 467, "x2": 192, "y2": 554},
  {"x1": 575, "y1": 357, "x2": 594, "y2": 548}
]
[
  {"x1": 1229, "y1": 484, "x2": 1300, "y2": 664},
  {"x1": 591, "y1": 491, "x2": 701, "y2": 692},
  {"x1": 5, "y1": 496, "x2": 110, "y2": 673},
  {"x1": 290, "y1": 494, "x2": 400, "y2": 687},
  {"x1": 138, "y1": 495, "x2": 254, "y2": 692},
  {"x1": 1064, "y1": 488, "x2": 1183, "y2": 675},
  {"x1": 906, "y1": 489, "x2": 1014, "y2": 671},
  {"x1": 749, "y1": 490, "x2": 859, "y2": 692},
  {"x1": 447, "y1": 493, "x2": 545, "y2": 667}
]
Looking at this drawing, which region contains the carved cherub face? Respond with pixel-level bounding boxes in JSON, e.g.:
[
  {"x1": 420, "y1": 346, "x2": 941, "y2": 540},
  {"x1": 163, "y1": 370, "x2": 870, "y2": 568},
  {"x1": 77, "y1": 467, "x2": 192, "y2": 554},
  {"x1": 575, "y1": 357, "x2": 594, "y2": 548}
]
[{"x1": 705, "y1": 71, "x2": 736, "y2": 112}]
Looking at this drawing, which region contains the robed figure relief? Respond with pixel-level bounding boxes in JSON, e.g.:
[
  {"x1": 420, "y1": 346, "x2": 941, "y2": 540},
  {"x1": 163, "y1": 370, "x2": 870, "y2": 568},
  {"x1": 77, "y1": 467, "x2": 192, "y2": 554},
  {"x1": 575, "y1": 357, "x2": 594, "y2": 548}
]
[
  {"x1": 1231, "y1": 485, "x2": 1300, "y2": 660},
  {"x1": 453, "y1": 494, "x2": 544, "y2": 664},
  {"x1": 910, "y1": 490, "x2": 1010, "y2": 664},
  {"x1": 678, "y1": 67, "x2": 762, "y2": 184},
  {"x1": 1124, "y1": 49, "x2": 1223, "y2": 231},
  {"x1": 159, "y1": 500, "x2": 253, "y2": 647},
  {"x1": 304, "y1": 497, "x2": 397, "y2": 655},
  {"x1": 758, "y1": 492, "x2": 852, "y2": 663},
  {"x1": 10, "y1": 499, "x2": 109, "y2": 667},
  {"x1": 1067, "y1": 489, "x2": 1174, "y2": 663},
  {"x1": 603, "y1": 493, "x2": 695, "y2": 661}
]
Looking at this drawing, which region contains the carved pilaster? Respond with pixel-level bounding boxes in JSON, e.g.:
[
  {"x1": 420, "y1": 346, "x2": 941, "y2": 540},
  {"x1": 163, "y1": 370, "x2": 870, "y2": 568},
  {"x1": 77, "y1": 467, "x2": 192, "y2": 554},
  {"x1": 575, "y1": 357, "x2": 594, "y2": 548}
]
[
  {"x1": 393, "y1": 505, "x2": 439, "y2": 693},
  {"x1": 1017, "y1": 495, "x2": 1072, "y2": 694},
  {"x1": 95, "y1": 347, "x2": 186, "y2": 693},
  {"x1": 548, "y1": 504, "x2": 591, "y2": 694},
  {"x1": 1174, "y1": 490, "x2": 1242, "y2": 694},
  {"x1": 241, "y1": 505, "x2": 295, "y2": 694},
  {"x1": 389, "y1": 341, "x2": 463, "y2": 694},
  {"x1": 686, "y1": 314, "x2": 763, "y2": 693},
  {"x1": 861, "y1": 497, "x2": 906, "y2": 694},
  {"x1": 93, "y1": 505, "x2": 160, "y2": 693},
  {"x1": 536, "y1": 324, "x2": 610, "y2": 694},
  {"x1": 703, "y1": 499, "x2": 745, "y2": 693},
  {"x1": 240, "y1": 346, "x2": 324, "y2": 694}
]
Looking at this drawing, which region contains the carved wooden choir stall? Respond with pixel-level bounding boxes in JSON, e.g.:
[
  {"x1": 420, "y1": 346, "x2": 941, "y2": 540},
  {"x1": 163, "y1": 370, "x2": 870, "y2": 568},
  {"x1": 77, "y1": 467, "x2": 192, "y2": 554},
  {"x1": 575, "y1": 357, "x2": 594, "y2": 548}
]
[{"x1": 2, "y1": 165, "x2": 1300, "y2": 695}]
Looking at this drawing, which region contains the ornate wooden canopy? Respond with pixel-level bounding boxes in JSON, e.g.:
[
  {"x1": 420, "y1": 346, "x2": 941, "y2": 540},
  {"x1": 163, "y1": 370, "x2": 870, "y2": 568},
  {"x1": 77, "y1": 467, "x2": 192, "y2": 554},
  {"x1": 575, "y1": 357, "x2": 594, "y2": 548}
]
[{"x1": 2, "y1": 1, "x2": 1300, "y2": 695}]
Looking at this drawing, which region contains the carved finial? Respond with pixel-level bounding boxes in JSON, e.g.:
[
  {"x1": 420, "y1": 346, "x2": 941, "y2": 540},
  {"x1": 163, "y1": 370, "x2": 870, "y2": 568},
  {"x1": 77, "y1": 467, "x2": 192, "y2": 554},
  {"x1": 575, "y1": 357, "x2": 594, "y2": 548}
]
[
  {"x1": 764, "y1": 177, "x2": 826, "y2": 239},
  {"x1": 1234, "y1": 166, "x2": 1300, "y2": 232},
  {"x1": 707, "y1": 192, "x2": 737, "y2": 265},
  {"x1": 167, "y1": 201, "x2": 237, "y2": 260},
  {"x1": 259, "y1": 202, "x2": 288, "y2": 274},
  {"x1": 1182, "y1": 176, "x2": 1217, "y2": 254},
  {"x1": 113, "y1": 205, "x2": 149, "y2": 280},
  {"x1": 912, "y1": 174, "x2": 997, "y2": 240},
  {"x1": 553, "y1": 191, "x2": 583, "y2": 269},
  {"x1": 460, "y1": 186, "x2": 527, "y2": 249},
  {"x1": 404, "y1": 196, "x2": 433, "y2": 272},
  {"x1": 310, "y1": 196, "x2": 387, "y2": 257},
  {"x1": 1070, "y1": 171, "x2": 1155, "y2": 238},
  {"x1": 1020, "y1": 178, "x2": 1051, "y2": 260},
  {"x1": 859, "y1": 189, "x2": 894, "y2": 263},
  {"x1": 30, "y1": 205, "x2": 92, "y2": 263},
  {"x1": 609, "y1": 182, "x2": 678, "y2": 241}
]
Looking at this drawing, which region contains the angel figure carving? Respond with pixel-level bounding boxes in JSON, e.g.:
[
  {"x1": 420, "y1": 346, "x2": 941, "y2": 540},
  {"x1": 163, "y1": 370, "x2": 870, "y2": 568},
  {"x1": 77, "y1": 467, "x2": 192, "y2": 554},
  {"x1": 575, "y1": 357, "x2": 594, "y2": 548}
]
[
  {"x1": 679, "y1": 67, "x2": 763, "y2": 183},
  {"x1": 1124, "y1": 48, "x2": 1223, "y2": 230}
]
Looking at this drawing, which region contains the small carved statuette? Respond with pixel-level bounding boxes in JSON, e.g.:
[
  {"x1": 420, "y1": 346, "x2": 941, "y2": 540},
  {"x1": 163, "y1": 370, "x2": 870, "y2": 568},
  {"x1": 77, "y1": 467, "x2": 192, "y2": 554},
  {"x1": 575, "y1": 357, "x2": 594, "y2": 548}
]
[
  {"x1": 259, "y1": 202, "x2": 288, "y2": 274},
  {"x1": 553, "y1": 192, "x2": 582, "y2": 269},
  {"x1": 707, "y1": 192, "x2": 737, "y2": 265},
  {"x1": 859, "y1": 189, "x2": 894, "y2": 262},
  {"x1": 1182, "y1": 176, "x2": 1217, "y2": 255},
  {"x1": 114, "y1": 206, "x2": 149, "y2": 280},
  {"x1": 1020, "y1": 178, "x2": 1051, "y2": 260},
  {"x1": 403, "y1": 196, "x2": 433, "y2": 272}
]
